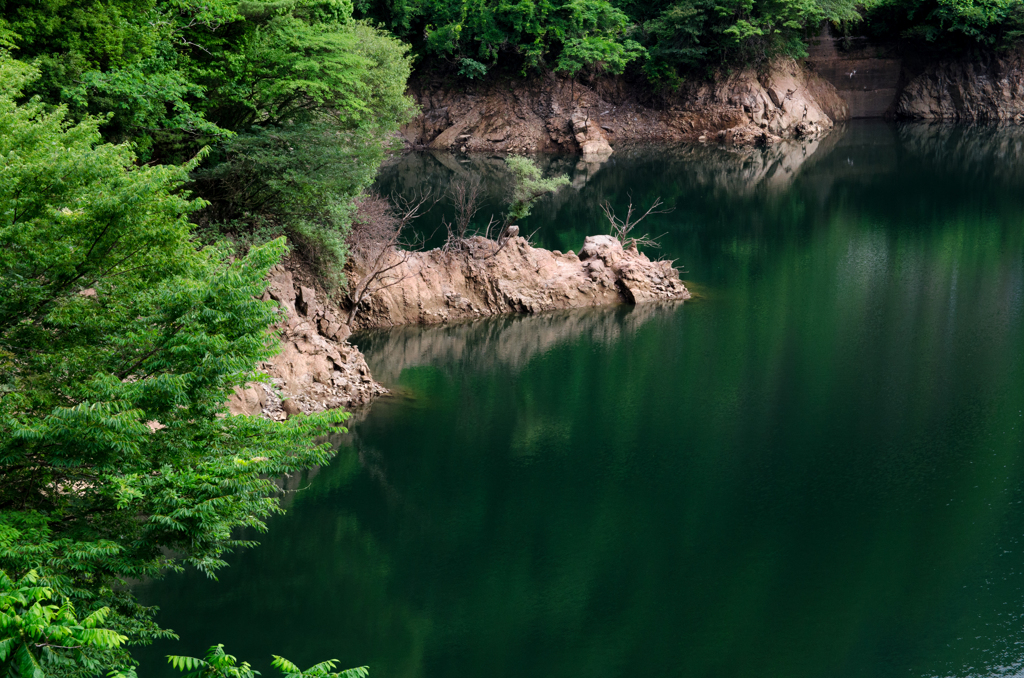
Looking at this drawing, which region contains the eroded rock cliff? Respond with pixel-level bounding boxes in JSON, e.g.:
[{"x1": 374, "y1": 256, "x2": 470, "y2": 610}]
[
  {"x1": 403, "y1": 58, "x2": 847, "y2": 154},
  {"x1": 895, "y1": 49, "x2": 1024, "y2": 122},
  {"x1": 228, "y1": 262, "x2": 387, "y2": 417}
]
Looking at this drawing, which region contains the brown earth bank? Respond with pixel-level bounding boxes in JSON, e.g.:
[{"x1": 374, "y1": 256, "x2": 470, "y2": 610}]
[
  {"x1": 228, "y1": 236, "x2": 689, "y2": 415},
  {"x1": 401, "y1": 57, "x2": 848, "y2": 156}
]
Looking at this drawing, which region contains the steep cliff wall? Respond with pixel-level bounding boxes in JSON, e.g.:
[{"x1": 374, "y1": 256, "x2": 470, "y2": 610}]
[
  {"x1": 402, "y1": 58, "x2": 847, "y2": 154},
  {"x1": 805, "y1": 29, "x2": 902, "y2": 118},
  {"x1": 894, "y1": 49, "x2": 1024, "y2": 122},
  {"x1": 806, "y1": 26, "x2": 1024, "y2": 123}
]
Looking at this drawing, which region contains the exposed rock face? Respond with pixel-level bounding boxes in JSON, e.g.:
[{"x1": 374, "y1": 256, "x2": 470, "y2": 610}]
[
  {"x1": 227, "y1": 263, "x2": 387, "y2": 417},
  {"x1": 229, "y1": 234, "x2": 690, "y2": 416},
  {"x1": 348, "y1": 235, "x2": 690, "y2": 331},
  {"x1": 895, "y1": 49, "x2": 1024, "y2": 121},
  {"x1": 403, "y1": 58, "x2": 846, "y2": 155},
  {"x1": 805, "y1": 29, "x2": 903, "y2": 118}
]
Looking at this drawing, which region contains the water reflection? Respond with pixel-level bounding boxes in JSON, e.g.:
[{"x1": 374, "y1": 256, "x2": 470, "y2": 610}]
[
  {"x1": 353, "y1": 303, "x2": 683, "y2": 385},
  {"x1": 136, "y1": 121, "x2": 1024, "y2": 678},
  {"x1": 896, "y1": 123, "x2": 1024, "y2": 185}
]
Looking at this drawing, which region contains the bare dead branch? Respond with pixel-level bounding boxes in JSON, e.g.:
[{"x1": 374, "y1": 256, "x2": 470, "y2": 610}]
[
  {"x1": 442, "y1": 177, "x2": 482, "y2": 254},
  {"x1": 345, "y1": 191, "x2": 436, "y2": 325},
  {"x1": 601, "y1": 196, "x2": 671, "y2": 251}
]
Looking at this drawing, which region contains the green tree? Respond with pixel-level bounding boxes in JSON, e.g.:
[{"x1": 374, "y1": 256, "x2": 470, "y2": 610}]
[
  {"x1": 187, "y1": 8, "x2": 416, "y2": 286},
  {"x1": 168, "y1": 647, "x2": 368, "y2": 678},
  {"x1": 865, "y1": 0, "x2": 1024, "y2": 51},
  {"x1": 0, "y1": 571, "x2": 127, "y2": 678},
  {"x1": 355, "y1": 0, "x2": 645, "y2": 77},
  {"x1": 0, "y1": 53, "x2": 345, "y2": 675},
  {"x1": 2, "y1": 0, "x2": 416, "y2": 284}
]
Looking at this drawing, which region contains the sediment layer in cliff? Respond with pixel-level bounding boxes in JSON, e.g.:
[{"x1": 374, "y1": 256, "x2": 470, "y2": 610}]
[
  {"x1": 894, "y1": 48, "x2": 1024, "y2": 122},
  {"x1": 402, "y1": 58, "x2": 848, "y2": 154},
  {"x1": 804, "y1": 25, "x2": 1024, "y2": 123}
]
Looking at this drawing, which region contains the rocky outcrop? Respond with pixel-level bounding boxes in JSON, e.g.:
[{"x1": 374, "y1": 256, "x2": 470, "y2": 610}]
[
  {"x1": 895, "y1": 49, "x2": 1024, "y2": 122},
  {"x1": 228, "y1": 263, "x2": 387, "y2": 417},
  {"x1": 348, "y1": 235, "x2": 689, "y2": 331},
  {"x1": 229, "y1": 234, "x2": 689, "y2": 415},
  {"x1": 403, "y1": 58, "x2": 847, "y2": 155}
]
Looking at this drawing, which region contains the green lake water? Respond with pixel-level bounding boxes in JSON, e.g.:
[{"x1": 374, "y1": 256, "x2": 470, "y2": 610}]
[{"x1": 135, "y1": 121, "x2": 1024, "y2": 678}]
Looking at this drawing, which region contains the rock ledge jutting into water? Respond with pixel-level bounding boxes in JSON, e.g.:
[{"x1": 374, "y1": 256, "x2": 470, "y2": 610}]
[
  {"x1": 348, "y1": 235, "x2": 691, "y2": 331},
  {"x1": 228, "y1": 236, "x2": 689, "y2": 416}
]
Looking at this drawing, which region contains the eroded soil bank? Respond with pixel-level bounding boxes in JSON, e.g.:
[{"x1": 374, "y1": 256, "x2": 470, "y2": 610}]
[
  {"x1": 404, "y1": 45, "x2": 1024, "y2": 160},
  {"x1": 402, "y1": 58, "x2": 848, "y2": 156}
]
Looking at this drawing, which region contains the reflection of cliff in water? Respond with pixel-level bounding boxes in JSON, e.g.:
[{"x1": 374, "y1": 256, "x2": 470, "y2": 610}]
[
  {"x1": 895, "y1": 123, "x2": 1024, "y2": 184},
  {"x1": 354, "y1": 302, "x2": 681, "y2": 385},
  {"x1": 374, "y1": 131, "x2": 847, "y2": 248},
  {"x1": 379, "y1": 132, "x2": 845, "y2": 198}
]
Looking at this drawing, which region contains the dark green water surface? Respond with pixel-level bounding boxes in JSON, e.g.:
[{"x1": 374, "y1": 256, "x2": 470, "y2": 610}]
[{"x1": 136, "y1": 121, "x2": 1024, "y2": 678}]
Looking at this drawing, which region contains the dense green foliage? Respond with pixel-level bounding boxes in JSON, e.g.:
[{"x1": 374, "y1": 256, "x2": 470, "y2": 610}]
[
  {"x1": 865, "y1": 0, "x2": 1024, "y2": 52},
  {"x1": 0, "y1": 0, "x2": 417, "y2": 672},
  {"x1": 167, "y1": 646, "x2": 367, "y2": 678},
  {"x1": 0, "y1": 571, "x2": 128, "y2": 678},
  {"x1": 1, "y1": 0, "x2": 415, "y2": 280},
  {"x1": 352, "y1": 0, "x2": 1024, "y2": 84},
  {"x1": 353, "y1": 0, "x2": 645, "y2": 78},
  {"x1": 0, "y1": 55, "x2": 348, "y2": 675}
]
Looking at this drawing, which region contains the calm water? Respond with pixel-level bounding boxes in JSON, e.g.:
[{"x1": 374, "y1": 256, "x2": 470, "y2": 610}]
[{"x1": 136, "y1": 121, "x2": 1024, "y2": 678}]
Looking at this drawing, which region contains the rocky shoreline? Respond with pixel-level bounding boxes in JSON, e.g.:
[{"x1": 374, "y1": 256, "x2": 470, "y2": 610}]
[
  {"x1": 228, "y1": 235, "x2": 690, "y2": 417},
  {"x1": 402, "y1": 58, "x2": 847, "y2": 156},
  {"x1": 403, "y1": 45, "x2": 1024, "y2": 160}
]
